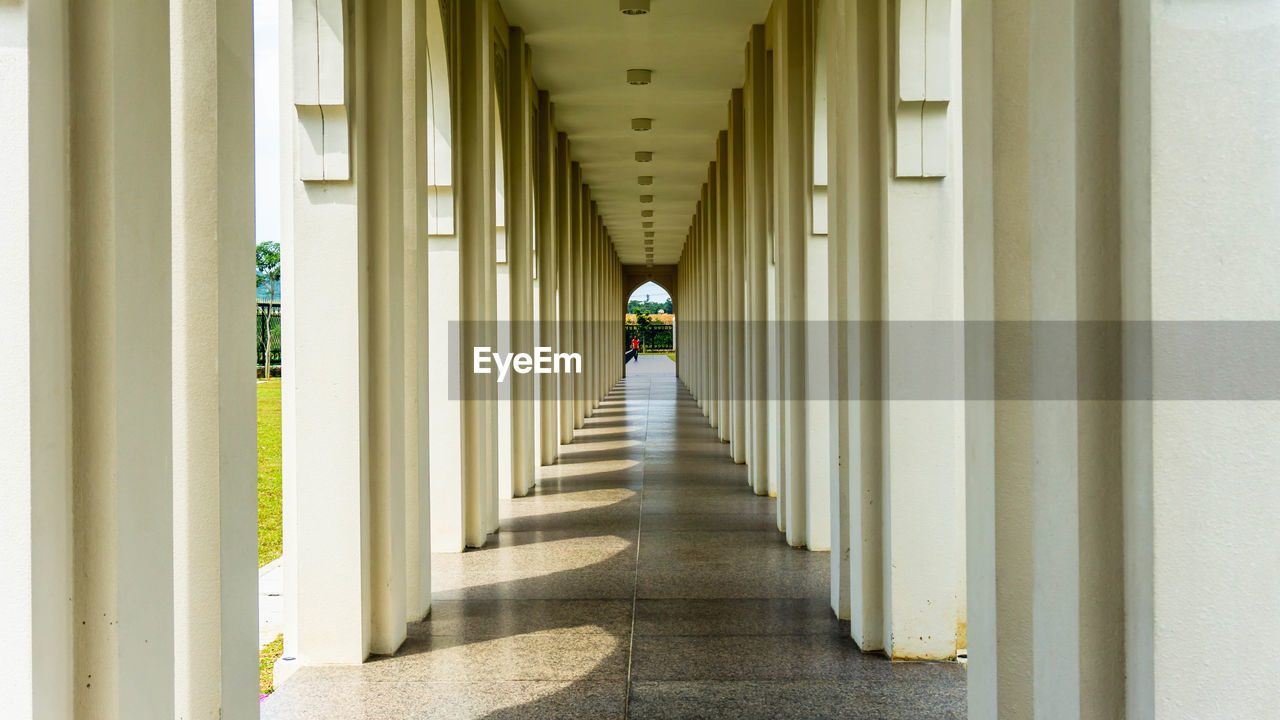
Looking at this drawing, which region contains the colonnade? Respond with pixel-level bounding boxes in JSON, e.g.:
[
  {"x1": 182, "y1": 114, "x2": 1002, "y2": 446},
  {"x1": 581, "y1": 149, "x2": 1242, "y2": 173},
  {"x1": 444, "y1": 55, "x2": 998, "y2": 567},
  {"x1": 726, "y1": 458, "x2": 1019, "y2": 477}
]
[
  {"x1": 679, "y1": 0, "x2": 965, "y2": 664},
  {"x1": 678, "y1": 0, "x2": 1280, "y2": 716},
  {"x1": 280, "y1": 0, "x2": 625, "y2": 673},
  {"x1": 4, "y1": 0, "x2": 1279, "y2": 718}
]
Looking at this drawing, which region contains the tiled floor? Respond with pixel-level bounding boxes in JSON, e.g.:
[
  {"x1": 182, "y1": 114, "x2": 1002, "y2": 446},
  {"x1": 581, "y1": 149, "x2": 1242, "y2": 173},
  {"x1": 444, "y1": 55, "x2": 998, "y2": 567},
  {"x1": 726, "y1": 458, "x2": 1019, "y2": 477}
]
[{"x1": 263, "y1": 356, "x2": 966, "y2": 719}]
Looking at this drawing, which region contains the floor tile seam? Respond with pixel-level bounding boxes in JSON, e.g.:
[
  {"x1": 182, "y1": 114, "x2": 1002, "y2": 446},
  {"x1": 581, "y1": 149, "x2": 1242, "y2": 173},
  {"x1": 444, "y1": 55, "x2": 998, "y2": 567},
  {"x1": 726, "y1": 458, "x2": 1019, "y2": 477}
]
[
  {"x1": 315, "y1": 674, "x2": 632, "y2": 684},
  {"x1": 277, "y1": 676, "x2": 627, "y2": 681},
  {"x1": 621, "y1": 375, "x2": 652, "y2": 720},
  {"x1": 626, "y1": 632, "x2": 850, "y2": 638},
  {"x1": 409, "y1": 630, "x2": 635, "y2": 639}
]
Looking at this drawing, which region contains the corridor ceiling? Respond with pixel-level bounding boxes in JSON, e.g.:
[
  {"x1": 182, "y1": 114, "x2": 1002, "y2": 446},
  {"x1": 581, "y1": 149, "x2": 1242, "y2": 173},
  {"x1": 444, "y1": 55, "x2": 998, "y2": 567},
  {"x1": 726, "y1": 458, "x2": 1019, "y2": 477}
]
[{"x1": 500, "y1": 0, "x2": 772, "y2": 266}]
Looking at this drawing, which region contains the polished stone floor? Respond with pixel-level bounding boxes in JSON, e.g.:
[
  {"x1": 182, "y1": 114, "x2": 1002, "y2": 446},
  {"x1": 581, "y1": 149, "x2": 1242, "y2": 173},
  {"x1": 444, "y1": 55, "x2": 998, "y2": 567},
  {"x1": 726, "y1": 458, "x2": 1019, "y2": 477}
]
[{"x1": 263, "y1": 356, "x2": 965, "y2": 719}]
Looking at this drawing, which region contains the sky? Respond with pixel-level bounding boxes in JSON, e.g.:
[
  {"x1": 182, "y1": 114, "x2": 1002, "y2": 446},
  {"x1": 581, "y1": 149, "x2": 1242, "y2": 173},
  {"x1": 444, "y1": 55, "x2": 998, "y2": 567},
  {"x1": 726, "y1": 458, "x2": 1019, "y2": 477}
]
[
  {"x1": 629, "y1": 281, "x2": 671, "y2": 304},
  {"x1": 254, "y1": 0, "x2": 281, "y2": 247}
]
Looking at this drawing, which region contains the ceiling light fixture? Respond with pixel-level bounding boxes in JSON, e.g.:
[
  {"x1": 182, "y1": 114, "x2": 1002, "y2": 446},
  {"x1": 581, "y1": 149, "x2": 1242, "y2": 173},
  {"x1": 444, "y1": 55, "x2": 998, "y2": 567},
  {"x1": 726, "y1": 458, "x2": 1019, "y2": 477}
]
[
  {"x1": 627, "y1": 69, "x2": 653, "y2": 86},
  {"x1": 620, "y1": 0, "x2": 650, "y2": 15},
  {"x1": 640, "y1": 195, "x2": 654, "y2": 203},
  {"x1": 643, "y1": 222, "x2": 654, "y2": 228},
  {"x1": 641, "y1": 210, "x2": 654, "y2": 218},
  {"x1": 645, "y1": 231, "x2": 656, "y2": 238},
  {"x1": 638, "y1": 176, "x2": 653, "y2": 186},
  {"x1": 635, "y1": 151, "x2": 653, "y2": 163},
  {"x1": 631, "y1": 118, "x2": 652, "y2": 132}
]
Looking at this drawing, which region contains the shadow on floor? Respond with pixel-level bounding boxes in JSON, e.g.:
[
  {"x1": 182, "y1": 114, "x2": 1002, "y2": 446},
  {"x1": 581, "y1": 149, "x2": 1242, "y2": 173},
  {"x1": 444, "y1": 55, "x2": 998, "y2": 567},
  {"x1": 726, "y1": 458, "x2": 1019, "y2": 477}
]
[{"x1": 262, "y1": 371, "x2": 965, "y2": 719}]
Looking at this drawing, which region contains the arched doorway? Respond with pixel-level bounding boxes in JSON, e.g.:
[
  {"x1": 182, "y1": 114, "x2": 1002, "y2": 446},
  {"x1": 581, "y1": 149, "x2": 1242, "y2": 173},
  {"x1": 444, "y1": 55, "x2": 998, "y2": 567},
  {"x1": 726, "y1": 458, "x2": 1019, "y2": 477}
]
[{"x1": 624, "y1": 279, "x2": 676, "y2": 375}]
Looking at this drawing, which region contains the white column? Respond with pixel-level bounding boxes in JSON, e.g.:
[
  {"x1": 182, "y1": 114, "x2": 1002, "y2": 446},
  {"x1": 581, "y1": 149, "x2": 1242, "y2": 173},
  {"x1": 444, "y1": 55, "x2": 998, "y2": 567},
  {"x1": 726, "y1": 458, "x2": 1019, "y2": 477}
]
[
  {"x1": 77, "y1": 3, "x2": 177, "y2": 715},
  {"x1": 963, "y1": 0, "x2": 1125, "y2": 710},
  {"x1": 818, "y1": 0, "x2": 849, "y2": 620},
  {"x1": 802, "y1": 5, "x2": 832, "y2": 554},
  {"x1": 728, "y1": 91, "x2": 748, "y2": 465},
  {"x1": 285, "y1": 0, "x2": 370, "y2": 665},
  {"x1": 824, "y1": 0, "x2": 884, "y2": 648},
  {"x1": 1, "y1": 5, "x2": 72, "y2": 718},
  {"x1": 702, "y1": 185, "x2": 715, "y2": 422},
  {"x1": 170, "y1": 0, "x2": 258, "y2": 715},
  {"x1": 962, "y1": 2, "x2": 1280, "y2": 714},
  {"x1": 776, "y1": 0, "x2": 811, "y2": 547},
  {"x1": 420, "y1": 0, "x2": 472, "y2": 551},
  {"x1": 694, "y1": 205, "x2": 704, "y2": 405},
  {"x1": 507, "y1": 29, "x2": 535, "y2": 497},
  {"x1": 872, "y1": 0, "x2": 965, "y2": 661},
  {"x1": 4, "y1": 3, "x2": 180, "y2": 715},
  {"x1": 716, "y1": 138, "x2": 732, "y2": 444},
  {"x1": 711, "y1": 168, "x2": 725, "y2": 434},
  {"x1": 1127, "y1": 7, "x2": 1280, "y2": 716},
  {"x1": 586, "y1": 207, "x2": 598, "y2": 413},
  {"x1": 284, "y1": 0, "x2": 413, "y2": 664},
  {"x1": 536, "y1": 95, "x2": 559, "y2": 465},
  {"x1": 558, "y1": 146, "x2": 576, "y2": 443},
  {"x1": 456, "y1": 0, "x2": 497, "y2": 545},
  {"x1": 692, "y1": 220, "x2": 700, "y2": 398},
  {"x1": 404, "y1": 0, "x2": 432, "y2": 624},
  {"x1": 573, "y1": 183, "x2": 588, "y2": 428},
  {"x1": 745, "y1": 25, "x2": 771, "y2": 496},
  {"x1": 366, "y1": 0, "x2": 410, "y2": 656},
  {"x1": 702, "y1": 184, "x2": 711, "y2": 410}
]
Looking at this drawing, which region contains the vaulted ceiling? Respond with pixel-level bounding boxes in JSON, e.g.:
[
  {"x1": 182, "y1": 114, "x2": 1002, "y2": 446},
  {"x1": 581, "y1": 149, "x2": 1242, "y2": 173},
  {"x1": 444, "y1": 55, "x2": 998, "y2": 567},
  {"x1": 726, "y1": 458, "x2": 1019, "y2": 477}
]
[{"x1": 499, "y1": 0, "x2": 772, "y2": 267}]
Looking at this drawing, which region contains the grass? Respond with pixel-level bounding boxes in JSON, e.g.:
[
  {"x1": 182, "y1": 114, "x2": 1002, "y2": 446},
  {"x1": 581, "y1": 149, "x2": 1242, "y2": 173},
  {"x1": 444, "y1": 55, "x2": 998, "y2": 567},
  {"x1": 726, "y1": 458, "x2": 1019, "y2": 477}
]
[
  {"x1": 258, "y1": 378, "x2": 283, "y2": 568},
  {"x1": 666, "y1": 353, "x2": 677, "y2": 363},
  {"x1": 258, "y1": 380, "x2": 284, "y2": 696},
  {"x1": 260, "y1": 634, "x2": 284, "y2": 696}
]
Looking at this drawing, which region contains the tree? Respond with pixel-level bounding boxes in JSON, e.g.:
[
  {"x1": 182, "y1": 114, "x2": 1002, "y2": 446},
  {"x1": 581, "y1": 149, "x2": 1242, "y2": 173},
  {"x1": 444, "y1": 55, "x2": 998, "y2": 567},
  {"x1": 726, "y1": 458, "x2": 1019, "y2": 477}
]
[
  {"x1": 636, "y1": 313, "x2": 653, "y2": 351},
  {"x1": 256, "y1": 242, "x2": 281, "y2": 379}
]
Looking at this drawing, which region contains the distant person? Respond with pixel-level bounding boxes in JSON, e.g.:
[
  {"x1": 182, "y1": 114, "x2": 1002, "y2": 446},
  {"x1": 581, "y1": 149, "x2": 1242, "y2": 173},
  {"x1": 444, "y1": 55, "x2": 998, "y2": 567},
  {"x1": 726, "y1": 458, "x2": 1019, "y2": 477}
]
[{"x1": 630, "y1": 337, "x2": 640, "y2": 362}]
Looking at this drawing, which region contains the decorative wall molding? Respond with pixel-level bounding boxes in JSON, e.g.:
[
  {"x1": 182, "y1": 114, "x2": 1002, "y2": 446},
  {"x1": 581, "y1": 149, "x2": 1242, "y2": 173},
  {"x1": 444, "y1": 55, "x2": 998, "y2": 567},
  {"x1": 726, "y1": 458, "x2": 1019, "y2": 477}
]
[
  {"x1": 294, "y1": 0, "x2": 349, "y2": 181},
  {"x1": 895, "y1": 0, "x2": 950, "y2": 178}
]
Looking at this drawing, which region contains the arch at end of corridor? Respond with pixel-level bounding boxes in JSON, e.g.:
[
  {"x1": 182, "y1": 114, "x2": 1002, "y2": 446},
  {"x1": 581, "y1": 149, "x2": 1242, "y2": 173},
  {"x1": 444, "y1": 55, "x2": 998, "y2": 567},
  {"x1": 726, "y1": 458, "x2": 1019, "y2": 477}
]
[{"x1": 622, "y1": 265, "x2": 678, "y2": 313}]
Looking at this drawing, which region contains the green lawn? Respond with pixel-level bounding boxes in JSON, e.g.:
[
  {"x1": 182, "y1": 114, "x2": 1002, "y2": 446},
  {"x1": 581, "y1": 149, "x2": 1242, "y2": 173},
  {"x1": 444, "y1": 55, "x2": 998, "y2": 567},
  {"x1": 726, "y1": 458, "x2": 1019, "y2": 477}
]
[
  {"x1": 258, "y1": 379, "x2": 282, "y2": 567},
  {"x1": 260, "y1": 634, "x2": 283, "y2": 696},
  {"x1": 258, "y1": 380, "x2": 283, "y2": 696}
]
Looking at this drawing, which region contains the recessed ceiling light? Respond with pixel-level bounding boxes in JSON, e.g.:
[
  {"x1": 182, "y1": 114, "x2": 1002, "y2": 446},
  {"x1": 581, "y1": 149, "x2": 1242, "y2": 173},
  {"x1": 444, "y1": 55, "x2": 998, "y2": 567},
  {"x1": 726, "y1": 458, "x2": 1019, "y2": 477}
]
[
  {"x1": 643, "y1": 222, "x2": 654, "y2": 228},
  {"x1": 620, "y1": 0, "x2": 650, "y2": 15},
  {"x1": 635, "y1": 151, "x2": 653, "y2": 162},
  {"x1": 638, "y1": 176, "x2": 653, "y2": 186},
  {"x1": 641, "y1": 210, "x2": 654, "y2": 218},
  {"x1": 631, "y1": 118, "x2": 652, "y2": 132},
  {"x1": 640, "y1": 195, "x2": 654, "y2": 203},
  {"x1": 627, "y1": 69, "x2": 653, "y2": 86}
]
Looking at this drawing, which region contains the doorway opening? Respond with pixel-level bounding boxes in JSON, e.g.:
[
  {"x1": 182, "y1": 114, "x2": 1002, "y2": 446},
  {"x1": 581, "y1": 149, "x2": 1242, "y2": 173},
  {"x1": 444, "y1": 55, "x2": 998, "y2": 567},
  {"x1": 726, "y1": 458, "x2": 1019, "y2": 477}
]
[{"x1": 625, "y1": 280, "x2": 676, "y2": 373}]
